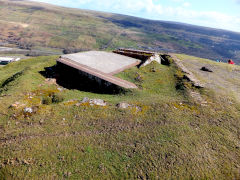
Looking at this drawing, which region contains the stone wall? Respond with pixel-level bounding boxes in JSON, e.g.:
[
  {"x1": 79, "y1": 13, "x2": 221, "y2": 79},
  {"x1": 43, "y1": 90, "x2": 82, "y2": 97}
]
[{"x1": 113, "y1": 49, "x2": 161, "y2": 67}]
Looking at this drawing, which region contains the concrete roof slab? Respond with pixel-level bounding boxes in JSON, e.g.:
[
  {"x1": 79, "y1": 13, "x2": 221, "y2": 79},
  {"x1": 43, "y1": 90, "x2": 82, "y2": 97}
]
[
  {"x1": 58, "y1": 51, "x2": 140, "y2": 89},
  {"x1": 61, "y1": 51, "x2": 140, "y2": 75}
]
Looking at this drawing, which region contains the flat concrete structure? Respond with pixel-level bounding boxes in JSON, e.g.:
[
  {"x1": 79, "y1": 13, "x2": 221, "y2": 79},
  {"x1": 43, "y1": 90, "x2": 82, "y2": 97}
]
[
  {"x1": 58, "y1": 51, "x2": 141, "y2": 89},
  {"x1": 61, "y1": 51, "x2": 140, "y2": 75}
]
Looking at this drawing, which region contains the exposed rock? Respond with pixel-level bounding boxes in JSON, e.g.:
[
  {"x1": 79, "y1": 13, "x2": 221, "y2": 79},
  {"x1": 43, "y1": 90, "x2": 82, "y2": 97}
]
[
  {"x1": 57, "y1": 87, "x2": 64, "y2": 91},
  {"x1": 75, "y1": 103, "x2": 82, "y2": 107},
  {"x1": 89, "y1": 99, "x2": 107, "y2": 106},
  {"x1": 39, "y1": 119, "x2": 44, "y2": 125},
  {"x1": 141, "y1": 53, "x2": 161, "y2": 67},
  {"x1": 116, "y1": 102, "x2": 142, "y2": 112},
  {"x1": 189, "y1": 90, "x2": 208, "y2": 106},
  {"x1": 201, "y1": 66, "x2": 213, "y2": 72},
  {"x1": 75, "y1": 97, "x2": 89, "y2": 106},
  {"x1": 82, "y1": 97, "x2": 89, "y2": 103},
  {"x1": 23, "y1": 106, "x2": 39, "y2": 114},
  {"x1": 24, "y1": 107, "x2": 33, "y2": 113},
  {"x1": 45, "y1": 78, "x2": 57, "y2": 85},
  {"x1": 76, "y1": 97, "x2": 106, "y2": 106},
  {"x1": 116, "y1": 102, "x2": 130, "y2": 109},
  {"x1": 170, "y1": 54, "x2": 205, "y2": 88},
  {"x1": 9, "y1": 102, "x2": 26, "y2": 109}
]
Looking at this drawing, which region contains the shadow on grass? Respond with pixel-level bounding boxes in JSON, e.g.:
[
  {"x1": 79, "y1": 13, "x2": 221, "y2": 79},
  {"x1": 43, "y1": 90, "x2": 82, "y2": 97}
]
[{"x1": 39, "y1": 64, "x2": 127, "y2": 95}]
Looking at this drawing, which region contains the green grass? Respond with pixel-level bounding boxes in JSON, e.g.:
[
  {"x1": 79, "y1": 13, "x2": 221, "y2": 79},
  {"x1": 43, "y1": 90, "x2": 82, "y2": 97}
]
[
  {"x1": 142, "y1": 33, "x2": 203, "y2": 49},
  {"x1": 0, "y1": 55, "x2": 239, "y2": 179}
]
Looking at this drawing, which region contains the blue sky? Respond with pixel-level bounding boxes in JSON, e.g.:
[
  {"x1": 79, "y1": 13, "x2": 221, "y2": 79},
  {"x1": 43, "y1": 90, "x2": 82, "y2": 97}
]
[{"x1": 31, "y1": 0, "x2": 240, "y2": 32}]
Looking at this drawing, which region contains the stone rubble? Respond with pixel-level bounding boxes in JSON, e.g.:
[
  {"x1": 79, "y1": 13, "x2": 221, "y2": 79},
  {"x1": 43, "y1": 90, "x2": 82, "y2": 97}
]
[
  {"x1": 89, "y1": 99, "x2": 107, "y2": 106},
  {"x1": 141, "y1": 53, "x2": 161, "y2": 67},
  {"x1": 82, "y1": 97, "x2": 89, "y2": 103},
  {"x1": 189, "y1": 91, "x2": 208, "y2": 106},
  {"x1": 9, "y1": 102, "x2": 26, "y2": 109},
  {"x1": 170, "y1": 54, "x2": 205, "y2": 88},
  {"x1": 75, "y1": 97, "x2": 107, "y2": 107},
  {"x1": 73, "y1": 98, "x2": 142, "y2": 110},
  {"x1": 116, "y1": 102, "x2": 130, "y2": 109},
  {"x1": 24, "y1": 107, "x2": 33, "y2": 113},
  {"x1": 116, "y1": 102, "x2": 142, "y2": 112}
]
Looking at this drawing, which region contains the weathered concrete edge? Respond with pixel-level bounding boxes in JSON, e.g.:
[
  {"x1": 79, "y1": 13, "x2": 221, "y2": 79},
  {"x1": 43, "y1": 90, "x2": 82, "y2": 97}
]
[
  {"x1": 169, "y1": 54, "x2": 205, "y2": 88},
  {"x1": 109, "y1": 61, "x2": 141, "y2": 75},
  {"x1": 57, "y1": 58, "x2": 138, "y2": 89}
]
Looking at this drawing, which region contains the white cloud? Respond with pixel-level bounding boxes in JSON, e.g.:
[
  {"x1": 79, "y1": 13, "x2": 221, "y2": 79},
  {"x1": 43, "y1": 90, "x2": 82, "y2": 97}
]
[
  {"x1": 170, "y1": 0, "x2": 184, "y2": 2},
  {"x1": 163, "y1": 7, "x2": 240, "y2": 31},
  {"x1": 182, "y1": 2, "x2": 190, "y2": 7},
  {"x1": 92, "y1": 0, "x2": 163, "y2": 15}
]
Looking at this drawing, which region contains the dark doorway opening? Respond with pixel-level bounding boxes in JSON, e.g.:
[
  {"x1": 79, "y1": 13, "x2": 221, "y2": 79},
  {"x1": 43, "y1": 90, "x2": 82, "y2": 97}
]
[
  {"x1": 160, "y1": 55, "x2": 172, "y2": 66},
  {"x1": 39, "y1": 63, "x2": 126, "y2": 94}
]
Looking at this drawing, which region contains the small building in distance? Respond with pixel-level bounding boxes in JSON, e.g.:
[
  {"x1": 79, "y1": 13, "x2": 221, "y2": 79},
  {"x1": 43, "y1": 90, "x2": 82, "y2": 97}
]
[{"x1": 0, "y1": 57, "x2": 21, "y2": 65}]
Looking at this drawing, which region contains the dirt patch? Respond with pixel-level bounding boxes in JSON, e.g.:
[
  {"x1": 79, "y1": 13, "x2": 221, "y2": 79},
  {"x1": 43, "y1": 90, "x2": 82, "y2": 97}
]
[
  {"x1": 0, "y1": 20, "x2": 29, "y2": 28},
  {"x1": 9, "y1": 21, "x2": 29, "y2": 28}
]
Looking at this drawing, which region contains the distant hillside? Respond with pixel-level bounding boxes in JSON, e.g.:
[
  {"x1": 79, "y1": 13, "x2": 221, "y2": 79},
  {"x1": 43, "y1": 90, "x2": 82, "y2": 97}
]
[{"x1": 1, "y1": 0, "x2": 240, "y2": 63}]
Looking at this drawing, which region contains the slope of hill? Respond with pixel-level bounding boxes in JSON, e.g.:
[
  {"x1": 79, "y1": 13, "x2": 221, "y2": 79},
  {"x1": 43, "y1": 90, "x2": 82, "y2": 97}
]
[
  {"x1": 176, "y1": 54, "x2": 240, "y2": 101},
  {"x1": 0, "y1": 0, "x2": 240, "y2": 63},
  {"x1": 0, "y1": 54, "x2": 239, "y2": 179}
]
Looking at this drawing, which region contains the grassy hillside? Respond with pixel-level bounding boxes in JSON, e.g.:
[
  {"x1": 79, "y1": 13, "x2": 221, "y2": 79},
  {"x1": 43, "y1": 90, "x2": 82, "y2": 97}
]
[
  {"x1": 0, "y1": 55, "x2": 239, "y2": 179},
  {"x1": 1, "y1": 0, "x2": 240, "y2": 63}
]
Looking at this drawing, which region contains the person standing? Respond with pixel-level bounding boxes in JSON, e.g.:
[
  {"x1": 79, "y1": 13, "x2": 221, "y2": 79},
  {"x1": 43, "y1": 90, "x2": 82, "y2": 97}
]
[{"x1": 228, "y1": 59, "x2": 235, "y2": 65}]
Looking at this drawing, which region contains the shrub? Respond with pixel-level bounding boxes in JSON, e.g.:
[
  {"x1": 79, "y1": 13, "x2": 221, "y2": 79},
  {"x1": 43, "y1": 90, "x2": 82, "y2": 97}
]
[
  {"x1": 175, "y1": 69, "x2": 186, "y2": 90},
  {"x1": 52, "y1": 94, "x2": 64, "y2": 103},
  {"x1": 42, "y1": 96, "x2": 52, "y2": 105}
]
